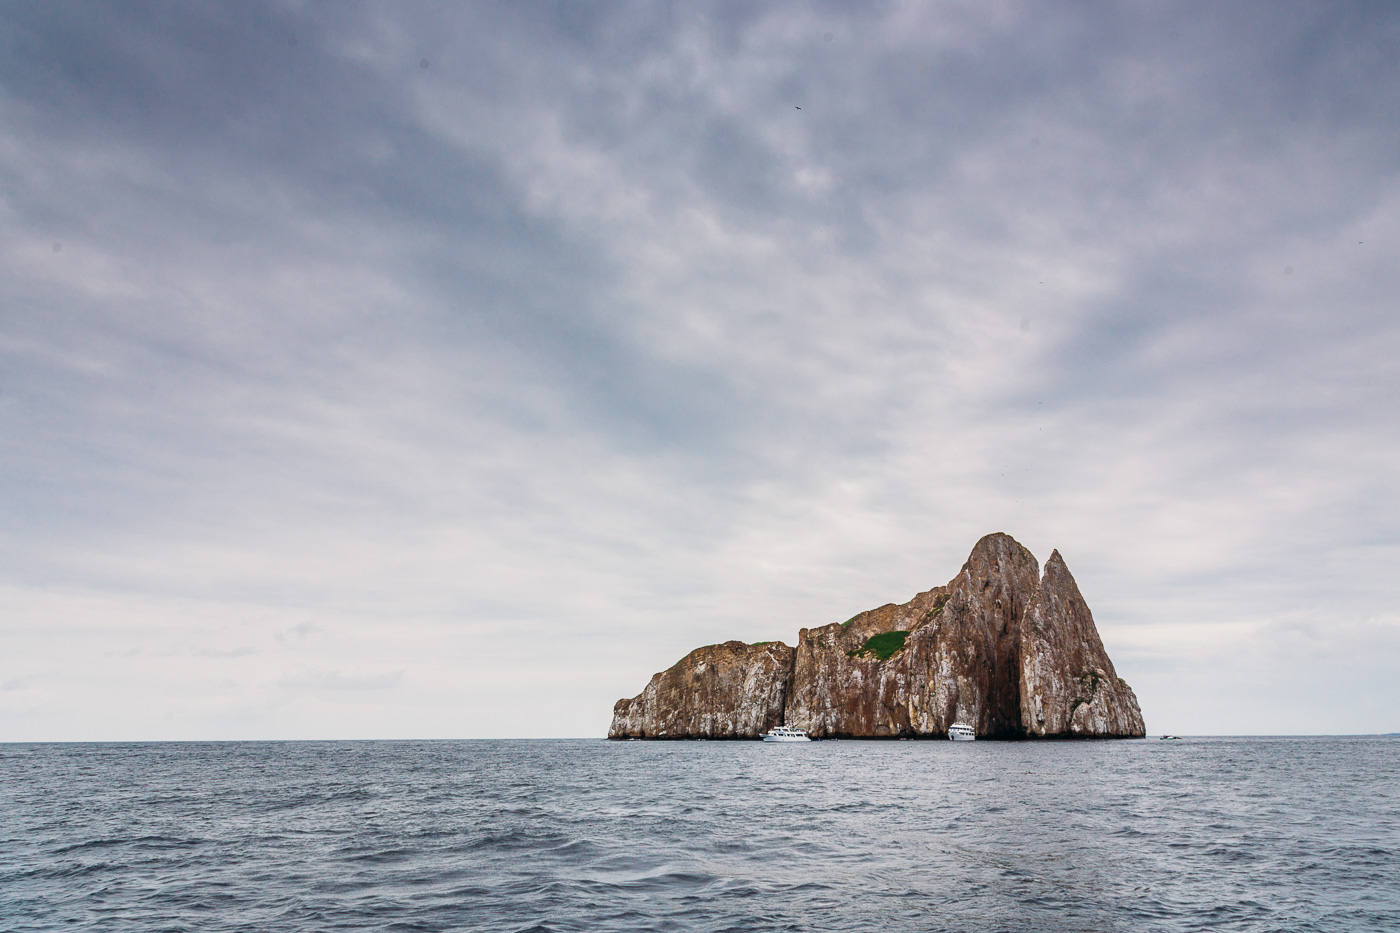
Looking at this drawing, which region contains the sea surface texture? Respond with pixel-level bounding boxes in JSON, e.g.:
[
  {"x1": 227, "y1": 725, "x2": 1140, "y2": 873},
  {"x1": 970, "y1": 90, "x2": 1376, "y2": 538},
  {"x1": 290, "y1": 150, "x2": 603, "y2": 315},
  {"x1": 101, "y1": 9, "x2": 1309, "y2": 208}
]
[{"x1": 2, "y1": 737, "x2": 1397, "y2": 932}]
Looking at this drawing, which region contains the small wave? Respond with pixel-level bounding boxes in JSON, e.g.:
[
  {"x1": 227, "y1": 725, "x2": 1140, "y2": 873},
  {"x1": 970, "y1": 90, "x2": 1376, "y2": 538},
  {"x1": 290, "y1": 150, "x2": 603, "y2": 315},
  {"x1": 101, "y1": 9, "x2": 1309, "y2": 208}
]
[
  {"x1": 544, "y1": 838, "x2": 599, "y2": 857},
  {"x1": 337, "y1": 847, "x2": 416, "y2": 864},
  {"x1": 52, "y1": 834, "x2": 206, "y2": 854}
]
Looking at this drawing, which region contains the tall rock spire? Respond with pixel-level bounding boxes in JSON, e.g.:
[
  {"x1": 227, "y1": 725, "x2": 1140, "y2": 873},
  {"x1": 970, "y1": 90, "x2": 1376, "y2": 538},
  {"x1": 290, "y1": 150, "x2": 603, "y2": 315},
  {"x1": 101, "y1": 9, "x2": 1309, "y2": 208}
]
[
  {"x1": 1018, "y1": 550, "x2": 1146, "y2": 736},
  {"x1": 901, "y1": 532, "x2": 1042, "y2": 738}
]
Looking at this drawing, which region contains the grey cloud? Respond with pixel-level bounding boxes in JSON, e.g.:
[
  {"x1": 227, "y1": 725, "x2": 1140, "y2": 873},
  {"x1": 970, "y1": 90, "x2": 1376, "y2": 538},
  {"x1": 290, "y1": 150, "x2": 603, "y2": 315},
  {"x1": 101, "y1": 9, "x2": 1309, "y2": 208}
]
[
  {"x1": 277, "y1": 621, "x2": 322, "y2": 642},
  {"x1": 277, "y1": 668, "x2": 405, "y2": 691},
  {"x1": 2, "y1": 2, "x2": 1399, "y2": 738},
  {"x1": 191, "y1": 645, "x2": 259, "y2": 659}
]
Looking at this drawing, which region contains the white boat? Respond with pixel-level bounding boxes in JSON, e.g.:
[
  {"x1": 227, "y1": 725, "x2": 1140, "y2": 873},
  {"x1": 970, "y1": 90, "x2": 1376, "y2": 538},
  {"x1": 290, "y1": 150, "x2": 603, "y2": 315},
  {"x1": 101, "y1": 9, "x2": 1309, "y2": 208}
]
[
  {"x1": 948, "y1": 722, "x2": 976, "y2": 741},
  {"x1": 762, "y1": 725, "x2": 811, "y2": 742}
]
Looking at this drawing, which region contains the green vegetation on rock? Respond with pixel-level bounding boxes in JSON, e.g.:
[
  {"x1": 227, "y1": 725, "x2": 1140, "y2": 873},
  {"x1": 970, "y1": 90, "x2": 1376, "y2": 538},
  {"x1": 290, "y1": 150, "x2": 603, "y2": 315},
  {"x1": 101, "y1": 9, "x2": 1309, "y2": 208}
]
[{"x1": 847, "y1": 630, "x2": 909, "y2": 661}]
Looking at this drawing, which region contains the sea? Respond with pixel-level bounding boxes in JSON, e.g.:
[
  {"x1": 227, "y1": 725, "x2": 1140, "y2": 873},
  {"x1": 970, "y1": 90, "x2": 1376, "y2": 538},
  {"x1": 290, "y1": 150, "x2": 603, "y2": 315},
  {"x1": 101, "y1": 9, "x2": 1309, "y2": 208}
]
[{"x1": 2, "y1": 736, "x2": 1396, "y2": 932}]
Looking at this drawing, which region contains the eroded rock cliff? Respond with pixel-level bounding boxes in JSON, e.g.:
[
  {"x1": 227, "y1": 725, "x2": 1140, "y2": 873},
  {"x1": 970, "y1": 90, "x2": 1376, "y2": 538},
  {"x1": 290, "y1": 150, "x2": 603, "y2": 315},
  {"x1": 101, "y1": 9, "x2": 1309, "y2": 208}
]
[
  {"x1": 785, "y1": 586, "x2": 947, "y2": 738},
  {"x1": 1018, "y1": 550, "x2": 1146, "y2": 737},
  {"x1": 608, "y1": 640, "x2": 793, "y2": 739},
  {"x1": 899, "y1": 533, "x2": 1042, "y2": 738},
  {"x1": 608, "y1": 534, "x2": 1145, "y2": 739}
]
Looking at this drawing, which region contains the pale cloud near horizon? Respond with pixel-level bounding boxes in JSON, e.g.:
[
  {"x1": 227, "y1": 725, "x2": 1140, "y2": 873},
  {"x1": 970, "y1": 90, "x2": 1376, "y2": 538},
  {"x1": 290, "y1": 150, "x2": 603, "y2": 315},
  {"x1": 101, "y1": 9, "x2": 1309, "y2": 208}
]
[{"x1": 2, "y1": 2, "x2": 1398, "y2": 739}]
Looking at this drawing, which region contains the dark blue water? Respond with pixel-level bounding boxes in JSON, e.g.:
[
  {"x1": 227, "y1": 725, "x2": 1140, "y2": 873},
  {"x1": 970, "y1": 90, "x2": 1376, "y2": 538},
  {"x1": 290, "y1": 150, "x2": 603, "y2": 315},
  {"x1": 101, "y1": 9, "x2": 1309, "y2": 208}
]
[{"x1": 2, "y1": 737, "x2": 1397, "y2": 932}]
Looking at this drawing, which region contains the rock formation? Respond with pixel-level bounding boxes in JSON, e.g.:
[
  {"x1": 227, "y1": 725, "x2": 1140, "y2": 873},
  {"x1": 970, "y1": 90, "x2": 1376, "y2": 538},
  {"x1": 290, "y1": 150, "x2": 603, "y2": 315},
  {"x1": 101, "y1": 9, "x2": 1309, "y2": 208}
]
[
  {"x1": 609, "y1": 533, "x2": 1145, "y2": 739},
  {"x1": 608, "y1": 640, "x2": 794, "y2": 739},
  {"x1": 785, "y1": 585, "x2": 949, "y2": 738},
  {"x1": 1018, "y1": 549, "x2": 1145, "y2": 737}
]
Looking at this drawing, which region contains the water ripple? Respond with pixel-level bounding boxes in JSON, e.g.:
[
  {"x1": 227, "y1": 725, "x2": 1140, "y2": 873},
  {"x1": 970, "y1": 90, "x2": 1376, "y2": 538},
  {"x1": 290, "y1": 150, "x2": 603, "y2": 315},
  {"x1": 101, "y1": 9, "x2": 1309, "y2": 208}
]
[{"x1": 1, "y1": 737, "x2": 1398, "y2": 931}]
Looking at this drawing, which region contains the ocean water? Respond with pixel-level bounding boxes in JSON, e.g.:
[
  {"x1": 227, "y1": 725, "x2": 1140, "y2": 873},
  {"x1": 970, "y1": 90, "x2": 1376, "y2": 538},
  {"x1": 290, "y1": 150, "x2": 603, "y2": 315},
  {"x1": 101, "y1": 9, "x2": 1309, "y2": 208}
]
[{"x1": 2, "y1": 737, "x2": 1397, "y2": 932}]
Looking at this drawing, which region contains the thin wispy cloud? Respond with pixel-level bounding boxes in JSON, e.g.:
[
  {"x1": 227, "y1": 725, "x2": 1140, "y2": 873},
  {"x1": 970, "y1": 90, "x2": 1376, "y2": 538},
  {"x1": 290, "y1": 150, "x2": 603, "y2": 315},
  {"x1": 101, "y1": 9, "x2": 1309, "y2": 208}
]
[{"x1": 277, "y1": 669, "x2": 405, "y2": 692}]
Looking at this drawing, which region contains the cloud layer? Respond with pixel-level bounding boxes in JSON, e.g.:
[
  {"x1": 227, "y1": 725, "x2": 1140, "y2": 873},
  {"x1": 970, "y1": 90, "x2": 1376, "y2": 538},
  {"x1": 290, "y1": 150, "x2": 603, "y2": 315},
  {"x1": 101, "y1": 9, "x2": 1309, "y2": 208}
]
[{"x1": 3, "y1": 2, "x2": 1398, "y2": 738}]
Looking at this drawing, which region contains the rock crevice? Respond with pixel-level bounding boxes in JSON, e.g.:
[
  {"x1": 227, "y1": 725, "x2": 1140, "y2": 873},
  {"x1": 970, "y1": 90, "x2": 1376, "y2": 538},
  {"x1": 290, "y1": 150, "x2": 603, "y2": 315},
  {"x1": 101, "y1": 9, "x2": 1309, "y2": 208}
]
[{"x1": 608, "y1": 534, "x2": 1145, "y2": 739}]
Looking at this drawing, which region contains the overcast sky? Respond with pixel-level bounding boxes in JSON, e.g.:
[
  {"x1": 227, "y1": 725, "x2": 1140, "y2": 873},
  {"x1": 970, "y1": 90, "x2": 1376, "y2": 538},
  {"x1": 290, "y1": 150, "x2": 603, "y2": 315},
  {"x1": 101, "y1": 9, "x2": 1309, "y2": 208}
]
[{"x1": 3, "y1": 2, "x2": 1398, "y2": 740}]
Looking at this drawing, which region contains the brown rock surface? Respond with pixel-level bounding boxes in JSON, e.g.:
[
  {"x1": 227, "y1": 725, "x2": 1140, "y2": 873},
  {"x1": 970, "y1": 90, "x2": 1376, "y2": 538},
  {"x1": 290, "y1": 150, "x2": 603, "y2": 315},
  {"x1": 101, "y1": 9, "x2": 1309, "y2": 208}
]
[
  {"x1": 786, "y1": 587, "x2": 947, "y2": 738},
  {"x1": 1018, "y1": 550, "x2": 1147, "y2": 737},
  {"x1": 608, "y1": 533, "x2": 1145, "y2": 739},
  {"x1": 903, "y1": 533, "x2": 1043, "y2": 737},
  {"x1": 607, "y1": 640, "x2": 793, "y2": 739}
]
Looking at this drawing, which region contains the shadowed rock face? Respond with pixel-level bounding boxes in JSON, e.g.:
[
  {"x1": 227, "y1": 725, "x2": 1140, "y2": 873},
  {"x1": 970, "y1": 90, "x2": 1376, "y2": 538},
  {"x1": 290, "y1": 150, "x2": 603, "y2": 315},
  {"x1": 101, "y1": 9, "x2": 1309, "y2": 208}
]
[
  {"x1": 609, "y1": 534, "x2": 1145, "y2": 739},
  {"x1": 903, "y1": 533, "x2": 1042, "y2": 738}
]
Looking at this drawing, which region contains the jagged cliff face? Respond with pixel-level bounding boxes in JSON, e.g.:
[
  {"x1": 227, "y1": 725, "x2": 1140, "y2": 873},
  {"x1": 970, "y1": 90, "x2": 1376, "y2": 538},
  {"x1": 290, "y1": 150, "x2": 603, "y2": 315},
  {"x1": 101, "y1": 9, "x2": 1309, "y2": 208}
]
[
  {"x1": 609, "y1": 534, "x2": 1145, "y2": 739},
  {"x1": 905, "y1": 534, "x2": 1042, "y2": 738},
  {"x1": 786, "y1": 587, "x2": 947, "y2": 738},
  {"x1": 1019, "y1": 550, "x2": 1146, "y2": 737},
  {"x1": 608, "y1": 640, "x2": 793, "y2": 739}
]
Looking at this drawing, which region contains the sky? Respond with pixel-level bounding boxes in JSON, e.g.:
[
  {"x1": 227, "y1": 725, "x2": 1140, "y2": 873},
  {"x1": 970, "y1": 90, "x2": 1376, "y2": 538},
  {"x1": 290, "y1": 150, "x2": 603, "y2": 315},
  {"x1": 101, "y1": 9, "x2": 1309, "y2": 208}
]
[{"x1": 2, "y1": 1, "x2": 1398, "y2": 740}]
